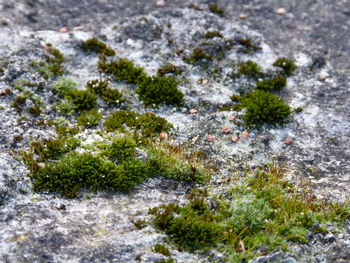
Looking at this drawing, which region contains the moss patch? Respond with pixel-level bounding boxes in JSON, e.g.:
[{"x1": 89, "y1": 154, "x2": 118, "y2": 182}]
[
  {"x1": 241, "y1": 90, "x2": 292, "y2": 128},
  {"x1": 136, "y1": 76, "x2": 184, "y2": 107},
  {"x1": 273, "y1": 57, "x2": 297, "y2": 76},
  {"x1": 82, "y1": 38, "x2": 116, "y2": 56},
  {"x1": 256, "y1": 75, "x2": 287, "y2": 91},
  {"x1": 150, "y1": 163, "x2": 350, "y2": 261}
]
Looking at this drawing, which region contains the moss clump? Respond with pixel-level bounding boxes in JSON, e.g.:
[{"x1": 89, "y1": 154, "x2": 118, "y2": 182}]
[
  {"x1": 104, "y1": 110, "x2": 173, "y2": 137},
  {"x1": 86, "y1": 79, "x2": 108, "y2": 94},
  {"x1": 273, "y1": 57, "x2": 297, "y2": 76},
  {"x1": 30, "y1": 137, "x2": 80, "y2": 162},
  {"x1": 153, "y1": 244, "x2": 171, "y2": 257},
  {"x1": 184, "y1": 48, "x2": 212, "y2": 64},
  {"x1": 204, "y1": 31, "x2": 223, "y2": 39},
  {"x1": 236, "y1": 38, "x2": 262, "y2": 54},
  {"x1": 237, "y1": 60, "x2": 263, "y2": 79},
  {"x1": 98, "y1": 58, "x2": 146, "y2": 85},
  {"x1": 86, "y1": 79, "x2": 124, "y2": 105},
  {"x1": 157, "y1": 63, "x2": 183, "y2": 76},
  {"x1": 241, "y1": 90, "x2": 292, "y2": 127},
  {"x1": 136, "y1": 76, "x2": 184, "y2": 107},
  {"x1": 11, "y1": 94, "x2": 27, "y2": 110},
  {"x1": 151, "y1": 162, "x2": 350, "y2": 261},
  {"x1": 134, "y1": 219, "x2": 147, "y2": 230},
  {"x1": 101, "y1": 88, "x2": 125, "y2": 105},
  {"x1": 104, "y1": 110, "x2": 139, "y2": 132},
  {"x1": 208, "y1": 4, "x2": 225, "y2": 16},
  {"x1": 31, "y1": 152, "x2": 148, "y2": 198},
  {"x1": 82, "y1": 38, "x2": 116, "y2": 56},
  {"x1": 68, "y1": 89, "x2": 98, "y2": 112},
  {"x1": 104, "y1": 137, "x2": 137, "y2": 163},
  {"x1": 76, "y1": 109, "x2": 102, "y2": 127},
  {"x1": 52, "y1": 77, "x2": 78, "y2": 97},
  {"x1": 26, "y1": 132, "x2": 207, "y2": 198},
  {"x1": 28, "y1": 104, "x2": 42, "y2": 116},
  {"x1": 256, "y1": 75, "x2": 287, "y2": 91}
]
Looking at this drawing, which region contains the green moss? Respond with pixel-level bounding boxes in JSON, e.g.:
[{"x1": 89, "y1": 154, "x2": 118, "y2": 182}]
[
  {"x1": 31, "y1": 152, "x2": 143, "y2": 197},
  {"x1": 104, "y1": 137, "x2": 137, "y2": 163},
  {"x1": 204, "y1": 31, "x2": 223, "y2": 39},
  {"x1": 151, "y1": 162, "x2": 350, "y2": 261},
  {"x1": 157, "y1": 63, "x2": 183, "y2": 76},
  {"x1": 104, "y1": 110, "x2": 139, "y2": 132},
  {"x1": 136, "y1": 76, "x2": 184, "y2": 107},
  {"x1": 30, "y1": 137, "x2": 80, "y2": 161},
  {"x1": 14, "y1": 79, "x2": 35, "y2": 91},
  {"x1": 101, "y1": 88, "x2": 125, "y2": 105},
  {"x1": 104, "y1": 110, "x2": 173, "y2": 137},
  {"x1": 82, "y1": 38, "x2": 116, "y2": 56},
  {"x1": 273, "y1": 57, "x2": 297, "y2": 76},
  {"x1": 236, "y1": 38, "x2": 262, "y2": 54},
  {"x1": 241, "y1": 90, "x2": 292, "y2": 127},
  {"x1": 153, "y1": 244, "x2": 171, "y2": 257},
  {"x1": 28, "y1": 104, "x2": 42, "y2": 116},
  {"x1": 208, "y1": 4, "x2": 225, "y2": 16},
  {"x1": 134, "y1": 219, "x2": 147, "y2": 230},
  {"x1": 76, "y1": 109, "x2": 102, "y2": 127},
  {"x1": 68, "y1": 89, "x2": 98, "y2": 112},
  {"x1": 256, "y1": 75, "x2": 287, "y2": 91},
  {"x1": 237, "y1": 60, "x2": 263, "y2": 79},
  {"x1": 52, "y1": 77, "x2": 78, "y2": 97},
  {"x1": 98, "y1": 58, "x2": 146, "y2": 85},
  {"x1": 86, "y1": 79, "x2": 109, "y2": 94},
  {"x1": 184, "y1": 48, "x2": 212, "y2": 64},
  {"x1": 11, "y1": 94, "x2": 27, "y2": 109}
]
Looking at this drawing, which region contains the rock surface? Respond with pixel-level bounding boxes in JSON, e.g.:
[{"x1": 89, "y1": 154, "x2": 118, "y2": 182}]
[{"x1": 0, "y1": 0, "x2": 349, "y2": 262}]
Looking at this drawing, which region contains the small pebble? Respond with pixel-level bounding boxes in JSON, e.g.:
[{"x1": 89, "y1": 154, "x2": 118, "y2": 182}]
[
  {"x1": 239, "y1": 13, "x2": 249, "y2": 19},
  {"x1": 231, "y1": 136, "x2": 239, "y2": 143},
  {"x1": 319, "y1": 72, "x2": 329, "y2": 80},
  {"x1": 228, "y1": 115, "x2": 236, "y2": 122},
  {"x1": 159, "y1": 132, "x2": 168, "y2": 140},
  {"x1": 59, "y1": 27, "x2": 68, "y2": 33},
  {"x1": 202, "y1": 79, "x2": 209, "y2": 85},
  {"x1": 241, "y1": 131, "x2": 249, "y2": 139},
  {"x1": 43, "y1": 45, "x2": 50, "y2": 51},
  {"x1": 206, "y1": 134, "x2": 215, "y2": 142},
  {"x1": 72, "y1": 26, "x2": 84, "y2": 31},
  {"x1": 284, "y1": 137, "x2": 293, "y2": 145},
  {"x1": 156, "y1": 0, "x2": 165, "y2": 6},
  {"x1": 275, "y1": 8, "x2": 286, "y2": 14},
  {"x1": 191, "y1": 135, "x2": 199, "y2": 145},
  {"x1": 189, "y1": 109, "x2": 198, "y2": 114},
  {"x1": 222, "y1": 127, "x2": 232, "y2": 134}
]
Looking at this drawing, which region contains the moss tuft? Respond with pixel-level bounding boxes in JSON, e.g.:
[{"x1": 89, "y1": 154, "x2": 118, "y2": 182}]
[
  {"x1": 256, "y1": 75, "x2": 287, "y2": 91},
  {"x1": 204, "y1": 31, "x2": 223, "y2": 39},
  {"x1": 157, "y1": 63, "x2": 183, "y2": 76},
  {"x1": 98, "y1": 58, "x2": 146, "y2": 85},
  {"x1": 104, "y1": 110, "x2": 173, "y2": 137},
  {"x1": 101, "y1": 88, "x2": 125, "y2": 105},
  {"x1": 184, "y1": 47, "x2": 212, "y2": 64},
  {"x1": 208, "y1": 4, "x2": 225, "y2": 16},
  {"x1": 52, "y1": 77, "x2": 78, "y2": 97},
  {"x1": 76, "y1": 109, "x2": 102, "y2": 127},
  {"x1": 273, "y1": 57, "x2": 297, "y2": 76},
  {"x1": 241, "y1": 90, "x2": 292, "y2": 127},
  {"x1": 82, "y1": 38, "x2": 116, "y2": 56},
  {"x1": 86, "y1": 79, "x2": 109, "y2": 95},
  {"x1": 68, "y1": 89, "x2": 98, "y2": 112},
  {"x1": 136, "y1": 76, "x2": 184, "y2": 107},
  {"x1": 153, "y1": 244, "x2": 171, "y2": 257},
  {"x1": 236, "y1": 60, "x2": 263, "y2": 79},
  {"x1": 236, "y1": 38, "x2": 262, "y2": 54}
]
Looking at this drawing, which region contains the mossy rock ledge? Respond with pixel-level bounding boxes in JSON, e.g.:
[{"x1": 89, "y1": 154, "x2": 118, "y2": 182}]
[{"x1": 0, "y1": 3, "x2": 349, "y2": 263}]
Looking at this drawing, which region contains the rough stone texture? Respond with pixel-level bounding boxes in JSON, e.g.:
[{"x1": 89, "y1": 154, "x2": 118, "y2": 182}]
[{"x1": 0, "y1": 0, "x2": 349, "y2": 262}]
